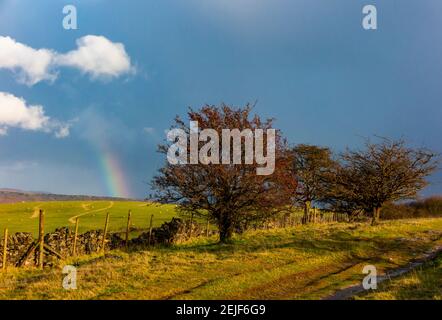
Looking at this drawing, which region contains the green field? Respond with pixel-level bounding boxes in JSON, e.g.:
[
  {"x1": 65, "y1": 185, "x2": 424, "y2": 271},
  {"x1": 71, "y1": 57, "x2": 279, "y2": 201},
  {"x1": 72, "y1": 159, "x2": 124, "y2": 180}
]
[
  {"x1": 1, "y1": 217, "x2": 441, "y2": 299},
  {"x1": 0, "y1": 201, "x2": 180, "y2": 237},
  {"x1": 0, "y1": 201, "x2": 334, "y2": 237}
]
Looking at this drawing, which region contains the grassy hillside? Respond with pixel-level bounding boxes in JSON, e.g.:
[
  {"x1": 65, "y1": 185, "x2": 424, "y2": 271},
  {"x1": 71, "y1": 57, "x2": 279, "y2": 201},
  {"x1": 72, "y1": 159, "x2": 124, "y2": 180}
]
[
  {"x1": 0, "y1": 201, "x2": 179, "y2": 236},
  {"x1": 0, "y1": 218, "x2": 441, "y2": 300}
]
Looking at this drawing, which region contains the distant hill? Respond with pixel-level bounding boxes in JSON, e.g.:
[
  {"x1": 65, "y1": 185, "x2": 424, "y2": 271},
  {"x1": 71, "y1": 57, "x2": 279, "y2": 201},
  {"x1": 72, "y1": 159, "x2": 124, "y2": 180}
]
[{"x1": 0, "y1": 188, "x2": 137, "y2": 203}]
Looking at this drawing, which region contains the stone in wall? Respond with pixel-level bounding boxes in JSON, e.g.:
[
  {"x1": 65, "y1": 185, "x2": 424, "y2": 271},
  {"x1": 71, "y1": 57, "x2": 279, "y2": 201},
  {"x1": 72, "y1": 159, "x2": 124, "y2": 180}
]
[
  {"x1": 131, "y1": 218, "x2": 206, "y2": 246},
  {"x1": 0, "y1": 232, "x2": 34, "y2": 268},
  {"x1": 44, "y1": 227, "x2": 74, "y2": 257}
]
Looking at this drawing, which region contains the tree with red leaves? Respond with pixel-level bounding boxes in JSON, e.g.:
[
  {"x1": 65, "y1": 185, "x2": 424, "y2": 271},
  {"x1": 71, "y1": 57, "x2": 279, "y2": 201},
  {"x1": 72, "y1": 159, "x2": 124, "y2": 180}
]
[{"x1": 151, "y1": 104, "x2": 296, "y2": 243}]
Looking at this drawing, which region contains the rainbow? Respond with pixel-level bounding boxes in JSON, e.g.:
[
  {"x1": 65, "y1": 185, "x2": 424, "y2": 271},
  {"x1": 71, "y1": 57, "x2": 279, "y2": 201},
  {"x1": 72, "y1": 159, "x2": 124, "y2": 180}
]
[{"x1": 100, "y1": 151, "x2": 132, "y2": 198}]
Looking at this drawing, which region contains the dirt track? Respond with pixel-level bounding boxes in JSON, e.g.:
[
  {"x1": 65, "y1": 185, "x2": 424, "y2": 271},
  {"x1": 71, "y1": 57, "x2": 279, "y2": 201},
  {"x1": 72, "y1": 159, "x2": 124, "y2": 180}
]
[
  {"x1": 324, "y1": 245, "x2": 442, "y2": 300},
  {"x1": 68, "y1": 201, "x2": 114, "y2": 224}
]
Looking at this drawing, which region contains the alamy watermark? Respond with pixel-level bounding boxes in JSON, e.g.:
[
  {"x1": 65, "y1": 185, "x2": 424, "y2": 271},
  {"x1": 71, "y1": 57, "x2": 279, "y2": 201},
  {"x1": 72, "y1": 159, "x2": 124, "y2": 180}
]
[
  {"x1": 63, "y1": 5, "x2": 78, "y2": 30},
  {"x1": 62, "y1": 265, "x2": 77, "y2": 290},
  {"x1": 362, "y1": 265, "x2": 377, "y2": 290},
  {"x1": 166, "y1": 121, "x2": 276, "y2": 175},
  {"x1": 362, "y1": 5, "x2": 377, "y2": 30},
  {"x1": 61, "y1": 4, "x2": 376, "y2": 31}
]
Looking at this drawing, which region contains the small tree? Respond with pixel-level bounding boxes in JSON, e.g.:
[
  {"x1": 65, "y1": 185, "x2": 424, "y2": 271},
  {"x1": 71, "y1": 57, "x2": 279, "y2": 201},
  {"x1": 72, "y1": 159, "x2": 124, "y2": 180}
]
[
  {"x1": 151, "y1": 104, "x2": 296, "y2": 242},
  {"x1": 289, "y1": 144, "x2": 336, "y2": 224},
  {"x1": 328, "y1": 138, "x2": 438, "y2": 225},
  {"x1": 321, "y1": 162, "x2": 370, "y2": 221}
]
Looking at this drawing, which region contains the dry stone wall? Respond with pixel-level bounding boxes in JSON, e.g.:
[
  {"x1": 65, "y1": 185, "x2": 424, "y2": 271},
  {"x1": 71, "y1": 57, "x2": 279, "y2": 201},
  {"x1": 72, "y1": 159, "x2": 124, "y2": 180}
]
[
  {"x1": 0, "y1": 232, "x2": 34, "y2": 267},
  {"x1": 0, "y1": 218, "x2": 207, "y2": 268},
  {"x1": 131, "y1": 217, "x2": 215, "y2": 246}
]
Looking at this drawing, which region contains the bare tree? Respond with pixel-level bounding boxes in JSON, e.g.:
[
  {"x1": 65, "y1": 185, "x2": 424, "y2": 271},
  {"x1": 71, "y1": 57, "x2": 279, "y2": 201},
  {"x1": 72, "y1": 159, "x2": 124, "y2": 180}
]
[
  {"x1": 151, "y1": 104, "x2": 296, "y2": 242},
  {"x1": 289, "y1": 144, "x2": 336, "y2": 224},
  {"x1": 327, "y1": 138, "x2": 438, "y2": 225}
]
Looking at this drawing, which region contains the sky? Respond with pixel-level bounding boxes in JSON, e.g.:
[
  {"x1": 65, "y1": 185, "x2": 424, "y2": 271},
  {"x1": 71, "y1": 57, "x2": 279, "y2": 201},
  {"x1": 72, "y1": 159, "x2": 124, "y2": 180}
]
[{"x1": 0, "y1": 0, "x2": 441, "y2": 199}]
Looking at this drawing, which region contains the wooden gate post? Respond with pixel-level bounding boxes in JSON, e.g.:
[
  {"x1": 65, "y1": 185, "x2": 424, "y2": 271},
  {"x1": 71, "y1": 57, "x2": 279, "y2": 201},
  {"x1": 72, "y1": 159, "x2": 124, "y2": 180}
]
[
  {"x1": 38, "y1": 209, "x2": 45, "y2": 269},
  {"x1": 2, "y1": 228, "x2": 8, "y2": 271},
  {"x1": 101, "y1": 212, "x2": 110, "y2": 254},
  {"x1": 125, "y1": 210, "x2": 132, "y2": 248},
  {"x1": 72, "y1": 218, "x2": 79, "y2": 256},
  {"x1": 148, "y1": 214, "x2": 154, "y2": 247}
]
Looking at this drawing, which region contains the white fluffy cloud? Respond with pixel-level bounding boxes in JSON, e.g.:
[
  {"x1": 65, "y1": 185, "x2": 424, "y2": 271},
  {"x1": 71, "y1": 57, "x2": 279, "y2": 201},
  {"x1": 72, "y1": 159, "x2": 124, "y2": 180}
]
[
  {"x1": 55, "y1": 35, "x2": 134, "y2": 79},
  {"x1": 0, "y1": 35, "x2": 133, "y2": 85},
  {"x1": 0, "y1": 36, "x2": 57, "y2": 85},
  {"x1": 0, "y1": 92, "x2": 70, "y2": 138}
]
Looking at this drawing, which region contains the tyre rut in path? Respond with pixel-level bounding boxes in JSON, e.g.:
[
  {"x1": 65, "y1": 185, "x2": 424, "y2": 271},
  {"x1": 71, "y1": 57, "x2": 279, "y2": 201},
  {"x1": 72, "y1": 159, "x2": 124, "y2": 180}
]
[
  {"x1": 164, "y1": 244, "x2": 442, "y2": 300},
  {"x1": 324, "y1": 245, "x2": 442, "y2": 300}
]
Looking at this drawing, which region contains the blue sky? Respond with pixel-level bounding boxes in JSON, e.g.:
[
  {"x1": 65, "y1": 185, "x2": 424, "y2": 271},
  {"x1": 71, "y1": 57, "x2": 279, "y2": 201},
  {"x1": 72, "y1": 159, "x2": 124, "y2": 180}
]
[{"x1": 0, "y1": 0, "x2": 441, "y2": 199}]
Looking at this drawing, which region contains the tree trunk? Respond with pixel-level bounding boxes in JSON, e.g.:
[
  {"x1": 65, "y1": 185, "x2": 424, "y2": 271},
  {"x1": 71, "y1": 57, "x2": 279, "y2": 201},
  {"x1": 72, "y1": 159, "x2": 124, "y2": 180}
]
[
  {"x1": 302, "y1": 201, "x2": 311, "y2": 224},
  {"x1": 218, "y1": 212, "x2": 234, "y2": 243},
  {"x1": 371, "y1": 207, "x2": 381, "y2": 225},
  {"x1": 219, "y1": 225, "x2": 234, "y2": 243}
]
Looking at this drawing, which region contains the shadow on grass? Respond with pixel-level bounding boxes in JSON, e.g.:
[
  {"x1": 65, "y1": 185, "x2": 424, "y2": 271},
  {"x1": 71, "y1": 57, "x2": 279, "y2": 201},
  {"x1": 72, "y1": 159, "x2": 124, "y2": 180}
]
[{"x1": 161, "y1": 225, "x2": 435, "y2": 265}]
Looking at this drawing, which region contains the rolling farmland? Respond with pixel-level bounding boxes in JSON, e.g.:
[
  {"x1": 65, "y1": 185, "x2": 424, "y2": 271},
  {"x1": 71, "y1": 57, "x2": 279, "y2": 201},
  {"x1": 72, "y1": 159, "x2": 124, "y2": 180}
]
[{"x1": 0, "y1": 201, "x2": 179, "y2": 236}]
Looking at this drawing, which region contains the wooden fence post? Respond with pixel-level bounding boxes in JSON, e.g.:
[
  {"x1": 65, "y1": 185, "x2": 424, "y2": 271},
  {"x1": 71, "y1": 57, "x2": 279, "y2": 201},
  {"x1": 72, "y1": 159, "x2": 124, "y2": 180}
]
[
  {"x1": 206, "y1": 216, "x2": 210, "y2": 237},
  {"x1": 2, "y1": 228, "x2": 8, "y2": 271},
  {"x1": 148, "y1": 214, "x2": 154, "y2": 247},
  {"x1": 101, "y1": 212, "x2": 110, "y2": 254},
  {"x1": 125, "y1": 210, "x2": 132, "y2": 248},
  {"x1": 38, "y1": 209, "x2": 45, "y2": 269},
  {"x1": 189, "y1": 213, "x2": 194, "y2": 238},
  {"x1": 72, "y1": 217, "x2": 79, "y2": 256}
]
